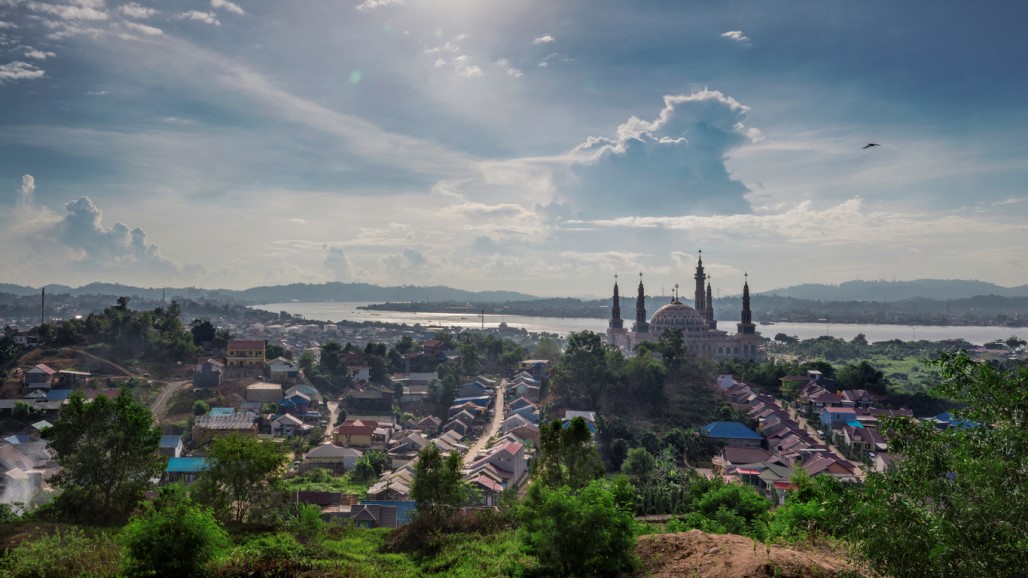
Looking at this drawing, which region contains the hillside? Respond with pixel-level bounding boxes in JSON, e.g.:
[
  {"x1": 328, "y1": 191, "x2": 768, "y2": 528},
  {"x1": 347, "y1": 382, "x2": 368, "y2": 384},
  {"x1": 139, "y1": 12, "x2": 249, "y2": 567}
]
[{"x1": 761, "y1": 279, "x2": 1028, "y2": 302}]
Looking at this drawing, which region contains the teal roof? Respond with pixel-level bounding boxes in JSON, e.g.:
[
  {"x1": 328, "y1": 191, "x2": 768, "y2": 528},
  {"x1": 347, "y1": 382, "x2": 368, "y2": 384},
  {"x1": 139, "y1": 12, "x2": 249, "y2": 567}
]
[
  {"x1": 166, "y1": 457, "x2": 209, "y2": 473},
  {"x1": 702, "y1": 421, "x2": 762, "y2": 440},
  {"x1": 210, "y1": 407, "x2": 234, "y2": 417}
]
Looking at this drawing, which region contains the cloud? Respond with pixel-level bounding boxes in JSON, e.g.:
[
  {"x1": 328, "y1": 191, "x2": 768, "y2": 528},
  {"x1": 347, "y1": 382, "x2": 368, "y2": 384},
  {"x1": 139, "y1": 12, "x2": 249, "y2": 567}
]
[
  {"x1": 537, "y1": 52, "x2": 572, "y2": 67},
  {"x1": 178, "y1": 11, "x2": 220, "y2": 26},
  {"x1": 123, "y1": 21, "x2": 162, "y2": 36},
  {"x1": 453, "y1": 55, "x2": 482, "y2": 78},
  {"x1": 24, "y1": 48, "x2": 57, "y2": 60},
  {"x1": 532, "y1": 35, "x2": 554, "y2": 44},
  {"x1": 118, "y1": 3, "x2": 157, "y2": 18},
  {"x1": 26, "y1": 1, "x2": 108, "y2": 21},
  {"x1": 720, "y1": 30, "x2": 750, "y2": 44},
  {"x1": 376, "y1": 248, "x2": 429, "y2": 279},
  {"x1": 54, "y1": 197, "x2": 176, "y2": 270},
  {"x1": 356, "y1": 0, "x2": 404, "y2": 11},
  {"x1": 211, "y1": 0, "x2": 244, "y2": 16},
  {"x1": 18, "y1": 175, "x2": 35, "y2": 203},
  {"x1": 495, "y1": 58, "x2": 523, "y2": 77},
  {"x1": 323, "y1": 245, "x2": 352, "y2": 281},
  {"x1": 556, "y1": 89, "x2": 761, "y2": 216},
  {"x1": 0, "y1": 21, "x2": 17, "y2": 30},
  {"x1": 0, "y1": 61, "x2": 44, "y2": 82}
]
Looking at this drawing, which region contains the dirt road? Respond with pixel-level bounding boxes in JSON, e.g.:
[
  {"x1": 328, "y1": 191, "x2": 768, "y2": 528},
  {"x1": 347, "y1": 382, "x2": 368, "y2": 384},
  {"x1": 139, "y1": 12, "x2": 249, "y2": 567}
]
[
  {"x1": 150, "y1": 380, "x2": 190, "y2": 426},
  {"x1": 463, "y1": 380, "x2": 506, "y2": 467}
]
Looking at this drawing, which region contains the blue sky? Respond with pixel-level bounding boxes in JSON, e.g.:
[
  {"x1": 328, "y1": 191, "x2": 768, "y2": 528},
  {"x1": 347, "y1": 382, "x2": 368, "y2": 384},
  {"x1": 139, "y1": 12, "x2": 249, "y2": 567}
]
[{"x1": 1, "y1": 0, "x2": 1026, "y2": 297}]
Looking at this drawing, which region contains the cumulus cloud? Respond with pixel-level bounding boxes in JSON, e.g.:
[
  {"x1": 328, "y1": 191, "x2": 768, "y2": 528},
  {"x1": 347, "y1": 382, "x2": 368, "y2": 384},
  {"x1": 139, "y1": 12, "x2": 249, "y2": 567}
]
[
  {"x1": 211, "y1": 0, "x2": 244, "y2": 16},
  {"x1": 453, "y1": 55, "x2": 482, "y2": 78},
  {"x1": 24, "y1": 48, "x2": 56, "y2": 60},
  {"x1": 0, "y1": 61, "x2": 44, "y2": 82},
  {"x1": 178, "y1": 10, "x2": 220, "y2": 26},
  {"x1": 537, "y1": 52, "x2": 572, "y2": 67},
  {"x1": 0, "y1": 21, "x2": 17, "y2": 30},
  {"x1": 720, "y1": 30, "x2": 750, "y2": 44},
  {"x1": 323, "y1": 245, "x2": 352, "y2": 281},
  {"x1": 123, "y1": 21, "x2": 162, "y2": 36},
  {"x1": 532, "y1": 34, "x2": 554, "y2": 44},
  {"x1": 379, "y1": 248, "x2": 428, "y2": 277},
  {"x1": 18, "y1": 175, "x2": 35, "y2": 205},
  {"x1": 54, "y1": 197, "x2": 175, "y2": 270},
  {"x1": 26, "y1": 1, "x2": 109, "y2": 21},
  {"x1": 118, "y1": 2, "x2": 156, "y2": 18},
  {"x1": 556, "y1": 89, "x2": 761, "y2": 216}
]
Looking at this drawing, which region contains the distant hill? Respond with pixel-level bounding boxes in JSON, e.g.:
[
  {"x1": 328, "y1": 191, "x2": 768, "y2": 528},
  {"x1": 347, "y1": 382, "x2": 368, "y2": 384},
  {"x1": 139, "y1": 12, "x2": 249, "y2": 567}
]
[
  {"x1": 760, "y1": 279, "x2": 1028, "y2": 302},
  {"x1": 0, "y1": 282, "x2": 537, "y2": 304}
]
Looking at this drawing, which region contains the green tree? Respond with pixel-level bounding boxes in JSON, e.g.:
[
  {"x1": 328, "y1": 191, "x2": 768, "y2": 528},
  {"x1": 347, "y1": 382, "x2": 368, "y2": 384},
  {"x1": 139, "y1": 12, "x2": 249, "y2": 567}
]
[
  {"x1": 42, "y1": 389, "x2": 162, "y2": 524},
  {"x1": 190, "y1": 318, "x2": 217, "y2": 346},
  {"x1": 837, "y1": 360, "x2": 889, "y2": 395},
  {"x1": 192, "y1": 434, "x2": 288, "y2": 523},
  {"x1": 536, "y1": 418, "x2": 604, "y2": 490},
  {"x1": 192, "y1": 399, "x2": 210, "y2": 416},
  {"x1": 622, "y1": 346, "x2": 667, "y2": 406},
  {"x1": 849, "y1": 353, "x2": 1028, "y2": 577},
  {"x1": 119, "y1": 483, "x2": 228, "y2": 578},
  {"x1": 410, "y1": 443, "x2": 466, "y2": 518},
  {"x1": 620, "y1": 447, "x2": 655, "y2": 485},
  {"x1": 532, "y1": 336, "x2": 562, "y2": 364},
  {"x1": 458, "y1": 341, "x2": 483, "y2": 377},
  {"x1": 519, "y1": 477, "x2": 638, "y2": 577},
  {"x1": 551, "y1": 331, "x2": 616, "y2": 407}
]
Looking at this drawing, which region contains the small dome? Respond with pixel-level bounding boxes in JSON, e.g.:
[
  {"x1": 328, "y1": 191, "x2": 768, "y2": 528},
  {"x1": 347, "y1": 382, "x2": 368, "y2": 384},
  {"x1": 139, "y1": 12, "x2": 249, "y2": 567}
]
[{"x1": 650, "y1": 300, "x2": 707, "y2": 329}]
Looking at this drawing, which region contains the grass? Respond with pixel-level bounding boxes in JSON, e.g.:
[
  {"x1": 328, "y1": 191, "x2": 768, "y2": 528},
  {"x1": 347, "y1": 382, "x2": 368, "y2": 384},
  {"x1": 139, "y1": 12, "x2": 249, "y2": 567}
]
[{"x1": 285, "y1": 471, "x2": 375, "y2": 499}]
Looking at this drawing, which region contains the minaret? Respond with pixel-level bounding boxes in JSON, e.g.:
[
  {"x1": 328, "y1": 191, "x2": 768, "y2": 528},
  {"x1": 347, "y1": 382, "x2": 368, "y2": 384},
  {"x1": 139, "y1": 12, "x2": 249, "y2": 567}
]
[
  {"x1": 609, "y1": 275, "x2": 623, "y2": 331},
  {"x1": 694, "y1": 250, "x2": 706, "y2": 311},
  {"x1": 635, "y1": 272, "x2": 649, "y2": 333},
  {"x1": 738, "y1": 273, "x2": 756, "y2": 334},
  {"x1": 706, "y1": 277, "x2": 717, "y2": 329}
]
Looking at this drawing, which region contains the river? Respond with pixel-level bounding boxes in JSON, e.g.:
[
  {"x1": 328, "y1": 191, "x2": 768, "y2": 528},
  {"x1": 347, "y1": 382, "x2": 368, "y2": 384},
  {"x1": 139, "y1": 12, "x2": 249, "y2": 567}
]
[{"x1": 255, "y1": 302, "x2": 1027, "y2": 345}]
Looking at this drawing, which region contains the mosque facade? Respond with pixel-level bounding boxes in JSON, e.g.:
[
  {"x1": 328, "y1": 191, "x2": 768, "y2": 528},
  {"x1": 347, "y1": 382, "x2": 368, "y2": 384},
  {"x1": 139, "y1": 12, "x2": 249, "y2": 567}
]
[{"x1": 606, "y1": 253, "x2": 765, "y2": 360}]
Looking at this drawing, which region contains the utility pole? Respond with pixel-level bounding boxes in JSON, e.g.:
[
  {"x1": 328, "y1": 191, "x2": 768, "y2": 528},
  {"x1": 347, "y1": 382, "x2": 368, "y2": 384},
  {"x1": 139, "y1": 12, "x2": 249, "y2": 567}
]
[{"x1": 40, "y1": 287, "x2": 45, "y2": 327}]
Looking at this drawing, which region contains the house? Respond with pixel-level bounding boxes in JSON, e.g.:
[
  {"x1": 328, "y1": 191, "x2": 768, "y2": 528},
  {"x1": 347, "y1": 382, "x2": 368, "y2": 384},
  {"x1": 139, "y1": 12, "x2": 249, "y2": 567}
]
[
  {"x1": 23, "y1": 364, "x2": 57, "y2": 390},
  {"x1": 714, "y1": 446, "x2": 777, "y2": 475},
  {"x1": 268, "y1": 357, "x2": 300, "y2": 382},
  {"x1": 285, "y1": 383, "x2": 324, "y2": 405},
  {"x1": 271, "y1": 413, "x2": 304, "y2": 437},
  {"x1": 778, "y1": 375, "x2": 811, "y2": 400},
  {"x1": 873, "y1": 452, "x2": 904, "y2": 473},
  {"x1": 164, "y1": 457, "x2": 209, "y2": 485},
  {"x1": 842, "y1": 424, "x2": 886, "y2": 456},
  {"x1": 246, "y1": 383, "x2": 284, "y2": 404},
  {"x1": 518, "y1": 359, "x2": 549, "y2": 380},
  {"x1": 56, "y1": 370, "x2": 90, "y2": 388},
  {"x1": 443, "y1": 419, "x2": 469, "y2": 437},
  {"x1": 840, "y1": 389, "x2": 874, "y2": 408},
  {"x1": 160, "y1": 435, "x2": 184, "y2": 459},
  {"x1": 226, "y1": 339, "x2": 266, "y2": 370},
  {"x1": 333, "y1": 419, "x2": 378, "y2": 447},
  {"x1": 458, "y1": 380, "x2": 491, "y2": 399},
  {"x1": 820, "y1": 407, "x2": 858, "y2": 430},
  {"x1": 193, "y1": 359, "x2": 224, "y2": 388},
  {"x1": 415, "y1": 416, "x2": 442, "y2": 435},
  {"x1": 701, "y1": 421, "x2": 763, "y2": 447},
  {"x1": 301, "y1": 443, "x2": 362, "y2": 473},
  {"x1": 278, "y1": 391, "x2": 312, "y2": 416},
  {"x1": 466, "y1": 441, "x2": 528, "y2": 490},
  {"x1": 192, "y1": 413, "x2": 258, "y2": 443}
]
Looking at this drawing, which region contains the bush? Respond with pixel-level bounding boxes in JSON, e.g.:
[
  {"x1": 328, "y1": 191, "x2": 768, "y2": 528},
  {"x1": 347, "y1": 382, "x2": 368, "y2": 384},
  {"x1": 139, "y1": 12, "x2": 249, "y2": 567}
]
[
  {"x1": 282, "y1": 503, "x2": 325, "y2": 544},
  {"x1": 119, "y1": 484, "x2": 229, "y2": 578},
  {"x1": 213, "y1": 533, "x2": 314, "y2": 578},
  {"x1": 193, "y1": 400, "x2": 210, "y2": 416},
  {"x1": 0, "y1": 527, "x2": 121, "y2": 577}
]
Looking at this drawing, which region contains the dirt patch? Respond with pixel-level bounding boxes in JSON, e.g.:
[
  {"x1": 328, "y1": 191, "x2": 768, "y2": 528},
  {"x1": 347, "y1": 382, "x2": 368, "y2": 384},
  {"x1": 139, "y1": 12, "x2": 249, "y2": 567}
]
[{"x1": 635, "y1": 530, "x2": 860, "y2": 578}]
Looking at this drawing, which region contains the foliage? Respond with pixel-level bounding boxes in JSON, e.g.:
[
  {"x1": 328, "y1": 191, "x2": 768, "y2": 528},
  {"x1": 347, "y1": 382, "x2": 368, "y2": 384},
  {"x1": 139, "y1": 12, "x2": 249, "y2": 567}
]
[
  {"x1": 620, "y1": 447, "x2": 655, "y2": 485},
  {"x1": 192, "y1": 399, "x2": 210, "y2": 416},
  {"x1": 42, "y1": 388, "x2": 163, "y2": 524},
  {"x1": 192, "y1": 434, "x2": 288, "y2": 523},
  {"x1": 281, "y1": 503, "x2": 326, "y2": 544},
  {"x1": 765, "y1": 467, "x2": 853, "y2": 542},
  {"x1": 535, "y1": 418, "x2": 604, "y2": 490},
  {"x1": 190, "y1": 318, "x2": 217, "y2": 345},
  {"x1": 550, "y1": 331, "x2": 616, "y2": 408},
  {"x1": 849, "y1": 353, "x2": 1028, "y2": 577},
  {"x1": 119, "y1": 483, "x2": 229, "y2": 578},
  {"x1": 519, "y1": 477, "x2": 638, "y2": 577},
  {"x1": 410, "y1": 443, "x2": 467, "y2": 517},
  {"x1": 620, "y1": 346, "x2": 667, "y2": 407},
  {"x1": 351, "y1": 449, "x2": 390, "y2": 483},
  {"x1": 0, "y1": 527, "x2": 121, "y2": 578},
  {"x1": 213, "y1": 532, "x2": 314, "y2": 578},
  {"x1": 74, "y1": 298, "x2": 198, "y2": 362}
]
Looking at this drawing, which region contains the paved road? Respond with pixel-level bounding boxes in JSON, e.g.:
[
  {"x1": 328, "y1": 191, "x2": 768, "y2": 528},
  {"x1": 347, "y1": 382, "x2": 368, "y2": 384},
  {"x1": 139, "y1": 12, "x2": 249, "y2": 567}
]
[
  {"x1": 325, "y1": 401, "x2": 340, "y2": 441},
  {"x1": 463, "y1": 379, "x2": 506, "y2": 467}
]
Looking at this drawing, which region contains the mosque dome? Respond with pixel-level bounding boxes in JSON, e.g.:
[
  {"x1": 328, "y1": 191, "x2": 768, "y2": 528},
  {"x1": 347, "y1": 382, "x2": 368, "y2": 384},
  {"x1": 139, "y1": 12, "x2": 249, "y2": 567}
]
[{"x1": 649, "y1": 299, "x2": 707, "y2": 330}]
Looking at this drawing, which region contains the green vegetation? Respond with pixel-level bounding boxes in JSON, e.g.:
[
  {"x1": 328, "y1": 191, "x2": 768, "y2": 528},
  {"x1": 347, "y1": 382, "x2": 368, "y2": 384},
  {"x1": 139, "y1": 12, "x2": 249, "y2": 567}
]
[
  {"x1": 191, "y1": 434, "x2": 288, "y2": 523},
  {"x1": 41, "y1": 388, "x2": 163, "y2": 524},
  {"x1": 410, "y1": 443, "x2": 469, "y2": 516}
]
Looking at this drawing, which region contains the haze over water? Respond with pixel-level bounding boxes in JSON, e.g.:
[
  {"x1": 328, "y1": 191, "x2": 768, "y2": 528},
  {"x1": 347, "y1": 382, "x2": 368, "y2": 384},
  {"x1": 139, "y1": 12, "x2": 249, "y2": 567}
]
[{"x1": 258, "y1": 302, "x2": 1026, "y2": 345}]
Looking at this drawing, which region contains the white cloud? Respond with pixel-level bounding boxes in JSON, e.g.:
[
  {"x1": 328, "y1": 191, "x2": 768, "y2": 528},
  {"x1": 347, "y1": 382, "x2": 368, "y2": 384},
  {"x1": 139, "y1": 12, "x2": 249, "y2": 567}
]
[
  {"x1": 211, "y1": 0, "x2": 244, "y2": 16},
  {"x1": 532, "y1": 34, "x2": 554, "y2": 44},
  {"x1": 720, "y1": 30, "x2": 750, "y2": 44},
  {"x1": 538, "y1": 52, "x2": 572, "y2": 67},
  {"x1": 24, "y1": 48, "x2": 56, "y2": 59},
  {"x1": 495, "y1": 58, "x2": 523, "y2": 77},
  {"x1": 27, "y1": 1, "x2": 109, "y2": 21},
  {"x1": 124, "y1": 21, "x2": 162, "y2": 36},
  {"x1": 178, "y1": 11, "x2": 220, "y2": 26},
  {"x1": 18, "y1": 174, "x2": 35, "y2": 202},
  {"x1": 453, "y1": 54, "x2": 481, "y2": 78},
  {"x1": 356, "y1": 0, "x2": 404, "y2": 11},
  {"x1": 0, "y1": 21, "x2": 17, "y2": 29},
  {"x1": 323, "y1": 245, "x2": 352, "y2": 281},
  {"x1": 0, "y1": 60, "x2": 44, "y2": 82},
  {"x1": 118, "y1": 2, "x2": 157, "y2": 18}
]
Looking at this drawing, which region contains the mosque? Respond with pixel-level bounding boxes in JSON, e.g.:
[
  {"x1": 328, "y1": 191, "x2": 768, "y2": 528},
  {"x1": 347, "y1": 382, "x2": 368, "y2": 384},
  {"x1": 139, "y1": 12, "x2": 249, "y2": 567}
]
[{"x1": 606, "y1": 252, "x2": 765, "y2": 360}]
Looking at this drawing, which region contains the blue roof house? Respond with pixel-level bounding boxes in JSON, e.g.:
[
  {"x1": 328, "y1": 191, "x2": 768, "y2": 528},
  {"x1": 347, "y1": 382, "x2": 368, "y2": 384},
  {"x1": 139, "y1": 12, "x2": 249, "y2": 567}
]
[
  {"x1": 702, "y1": 421, "x2": 763, "y2": 447},
  {"x1": 165, "y1": 457, "x2": 209, "y2": 485}
]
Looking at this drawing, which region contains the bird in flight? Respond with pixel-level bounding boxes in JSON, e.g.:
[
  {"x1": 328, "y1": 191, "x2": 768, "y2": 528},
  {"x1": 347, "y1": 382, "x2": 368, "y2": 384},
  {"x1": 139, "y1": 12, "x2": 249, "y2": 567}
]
[{"x1": 862, "y1": 143, "x2": 881, "y2": 149}]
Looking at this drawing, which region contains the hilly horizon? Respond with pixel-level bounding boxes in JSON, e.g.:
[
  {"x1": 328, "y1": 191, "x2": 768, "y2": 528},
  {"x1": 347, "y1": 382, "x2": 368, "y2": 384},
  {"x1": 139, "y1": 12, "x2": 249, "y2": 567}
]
[{"x1": 3, "y1": 278, "x2": 1028, "y2": 304}]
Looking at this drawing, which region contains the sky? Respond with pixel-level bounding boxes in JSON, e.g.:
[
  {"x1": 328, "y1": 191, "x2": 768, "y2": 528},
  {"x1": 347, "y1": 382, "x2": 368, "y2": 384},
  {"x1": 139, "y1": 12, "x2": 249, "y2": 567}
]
[{"x1": 1, "y1": 0, "x2": 1026, "y2": 298}]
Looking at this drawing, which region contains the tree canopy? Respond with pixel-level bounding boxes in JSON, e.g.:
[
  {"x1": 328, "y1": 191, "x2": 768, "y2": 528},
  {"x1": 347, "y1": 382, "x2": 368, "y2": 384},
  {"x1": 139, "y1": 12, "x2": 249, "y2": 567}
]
[
  {"x1": 192, "y1": 434, "x2": 288, "y2": 523},
  {"x1": 42, "y1": 388, "x2": 162, "y2": 524}
]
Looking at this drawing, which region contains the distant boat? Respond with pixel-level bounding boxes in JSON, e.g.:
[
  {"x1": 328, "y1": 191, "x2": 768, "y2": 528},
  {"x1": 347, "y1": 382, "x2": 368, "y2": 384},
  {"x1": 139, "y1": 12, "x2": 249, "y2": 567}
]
[{"x1": 760, "y1": 321, "x2": 775, "y2": 325}]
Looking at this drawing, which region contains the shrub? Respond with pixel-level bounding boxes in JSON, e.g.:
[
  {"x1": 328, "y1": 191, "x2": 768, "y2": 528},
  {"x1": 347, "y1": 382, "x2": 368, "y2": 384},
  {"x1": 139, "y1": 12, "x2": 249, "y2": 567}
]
[
  {"x1": 213, "y1": 533, "x2": 314, "y2": 578},
  {"x1": 0, "y1": 527, "x2": 121, "y2": 577}
]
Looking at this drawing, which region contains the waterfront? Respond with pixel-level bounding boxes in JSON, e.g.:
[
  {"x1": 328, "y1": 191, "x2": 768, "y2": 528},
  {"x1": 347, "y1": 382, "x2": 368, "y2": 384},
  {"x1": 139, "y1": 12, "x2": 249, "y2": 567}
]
[{"x1": 256, "y1": 302, "x2": 1027, "y2": 345}]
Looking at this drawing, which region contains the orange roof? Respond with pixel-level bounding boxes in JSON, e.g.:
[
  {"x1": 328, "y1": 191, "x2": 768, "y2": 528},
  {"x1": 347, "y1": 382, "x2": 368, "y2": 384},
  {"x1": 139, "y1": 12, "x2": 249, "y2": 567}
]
[{"x1": 228, "y1": 340, "x2": 266, "y2": 350}]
